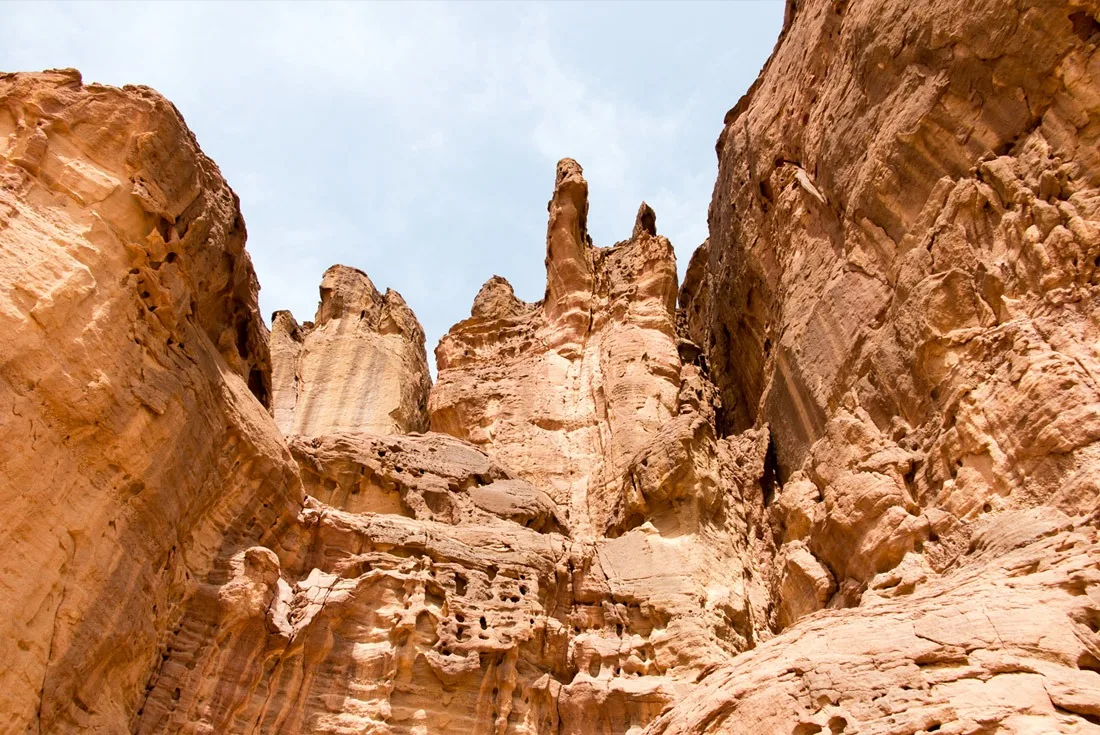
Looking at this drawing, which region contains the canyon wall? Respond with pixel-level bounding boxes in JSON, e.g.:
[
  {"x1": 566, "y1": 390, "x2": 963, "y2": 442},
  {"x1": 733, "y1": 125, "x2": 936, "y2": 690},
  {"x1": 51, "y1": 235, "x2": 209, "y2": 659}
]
[
  {"x1": 0, "y1": 70, "x2": 302, "y2": 733},
  {"x1": 3, "y1": 0, "x2": 1100, "y2": 732},
  {"x1": 663, "y1": 0, "x2": 1100, "y2": 731}
]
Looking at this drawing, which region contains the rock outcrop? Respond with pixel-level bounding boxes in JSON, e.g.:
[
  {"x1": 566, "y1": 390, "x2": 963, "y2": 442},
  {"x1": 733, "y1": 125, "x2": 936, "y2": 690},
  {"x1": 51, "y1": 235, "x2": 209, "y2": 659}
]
[
  {"x1": 0, "y1": 69, "x2": 301, "y2": 732},
  {"x1": 131, "y1": 158, "x2": 774, "y2": 734},
  {"x1": 4, "y1": 0, "x2": 1100, "y2": 732},
  {"x1": 662, "y1": 0, "x2": 1100, "y2": 731},
  {"x1": 270, "y1": 264, "x2": 431, "y2": 437},
  {"x1": 431, "y1": 160, "x2": 683, "y2": 538}
]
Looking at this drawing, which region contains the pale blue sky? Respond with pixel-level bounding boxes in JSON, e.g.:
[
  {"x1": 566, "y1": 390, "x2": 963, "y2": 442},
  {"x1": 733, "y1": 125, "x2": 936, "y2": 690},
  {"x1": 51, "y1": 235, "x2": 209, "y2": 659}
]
[{"x1": 2, "y1": 1, "x2": 784, "y2": 365}]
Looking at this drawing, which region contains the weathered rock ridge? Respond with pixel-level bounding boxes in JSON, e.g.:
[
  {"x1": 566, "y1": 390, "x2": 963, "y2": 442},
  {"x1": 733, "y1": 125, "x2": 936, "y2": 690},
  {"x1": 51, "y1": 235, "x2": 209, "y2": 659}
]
[{"x1": 3, "y1": 0, "x2": 1100, "y2": 732}]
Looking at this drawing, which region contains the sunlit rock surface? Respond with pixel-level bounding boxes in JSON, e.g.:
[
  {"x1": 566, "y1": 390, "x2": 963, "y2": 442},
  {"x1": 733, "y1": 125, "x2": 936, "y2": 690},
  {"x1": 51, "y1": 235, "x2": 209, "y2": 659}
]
[
  {"x1": 5, "y1": 0, "x2": 1100, "y2": 731},
  {"x1": 133, "y1": 158, "x2": 774, "y2": 734},
  {"x1": 270, "y1": 264, "x2": 431, "y2": 438},
  {"x1": 666, "y1": 0, "x2": 1100, "y2": 731},
  {"x1": 0, "y1": 69, "x2": 301, "y2": 732}
]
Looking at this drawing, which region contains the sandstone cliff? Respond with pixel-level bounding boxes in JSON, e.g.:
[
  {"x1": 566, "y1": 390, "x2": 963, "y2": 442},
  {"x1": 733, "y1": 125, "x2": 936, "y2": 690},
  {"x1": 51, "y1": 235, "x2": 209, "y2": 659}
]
[
  {"x1": 665, "y1": 0, "x2": 1100, "y2": 731},
  {"x1": 0, "y1": 69, "x2": 301, "y2": 732},
  {"x1": 3, "y1": 0, "x2": 1100, "y2": 732},
  {"x1": 270, "y1": 264, "x2": 431, "y2": 437}
]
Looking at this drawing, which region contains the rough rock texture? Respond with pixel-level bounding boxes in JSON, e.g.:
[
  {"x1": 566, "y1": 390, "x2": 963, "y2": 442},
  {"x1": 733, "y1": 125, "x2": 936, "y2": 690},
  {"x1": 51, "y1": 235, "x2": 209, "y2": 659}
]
[
  {"x1": 131, "y1": 161, "x2": 776, "y2": 734},
  {"x1": 664, "y1": 0, "x2": 1100, "y2": 731},
  {"x1": 431, "y1": 160, "x2": 684, "y2": 538},
  {"x1": 270, "y1": 264, "x2": 431, "y2": 437},
  {"x1": 648, "y1": 509, "x2": 1100, "y2": 735},
  {"x1": 6, "y1": 0, "x2": 1100, "y2": 731},
  {"x1": 0, "y1": 70, "x2": 301, "y2": 732}
]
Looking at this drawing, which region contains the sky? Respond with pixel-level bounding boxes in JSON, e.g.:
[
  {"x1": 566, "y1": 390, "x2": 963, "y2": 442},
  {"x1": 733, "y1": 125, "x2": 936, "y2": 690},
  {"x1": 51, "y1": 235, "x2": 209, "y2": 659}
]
[{"x1": 1, "y1": 1, "x2": 784, "y2": 369}]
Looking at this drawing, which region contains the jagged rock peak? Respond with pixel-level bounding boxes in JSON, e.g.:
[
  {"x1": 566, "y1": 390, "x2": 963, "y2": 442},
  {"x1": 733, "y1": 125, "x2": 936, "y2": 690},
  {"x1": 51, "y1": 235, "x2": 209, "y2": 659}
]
[
  {"x1": 633, "y1": 200, "x2": 657, "y2": 239},
  {"x1": 270, "y1": 263, "x2": 431, "y2": 437},
  {"x1": 544, "y1": 157, "x2": 594, "y2": 323},
  {"x1": 431, "y1": 158, "x2": 683, "y2": 538},
  {"x1": 315, "y1": 264, "x2": 382, "y2": 324}
]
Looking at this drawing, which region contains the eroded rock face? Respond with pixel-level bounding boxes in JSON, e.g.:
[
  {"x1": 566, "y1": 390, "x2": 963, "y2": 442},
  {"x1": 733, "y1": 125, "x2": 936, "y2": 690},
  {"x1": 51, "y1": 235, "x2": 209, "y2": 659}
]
[
  {"x1": 270, "y1": 264, "x2": 431, "y2": 437},
  {"x1": 133, "y1": 161, "x2": 775, "y2": 734},
  {"x1": 6, "y1": 0, "x2": 1100, "y2": 730},
  {"x1": 682, "y1": 0, "x2": 1100, "y2": 592},
  {"x1": 648, "y1": 510, "x2": 1100, "y2": 735},
  {"x1": 661, "y1": 0, "x2": 1100, "y2": 731},
  {"x1": 0, "y1": 70, "x2": 301, "y2": 732},
  {"x1": 431, "y1": 160, "x2": 683, "y2": 538}
]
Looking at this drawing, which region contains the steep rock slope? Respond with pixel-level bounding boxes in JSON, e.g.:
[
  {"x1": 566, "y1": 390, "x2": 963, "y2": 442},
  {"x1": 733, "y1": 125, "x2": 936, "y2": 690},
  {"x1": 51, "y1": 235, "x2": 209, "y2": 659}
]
[
  {"x1": 664, "y1": 0, "x2": 1100, "y2": 732},
  {"x1": 0, "y1": 70, "x2": 302, "y2": 733}
]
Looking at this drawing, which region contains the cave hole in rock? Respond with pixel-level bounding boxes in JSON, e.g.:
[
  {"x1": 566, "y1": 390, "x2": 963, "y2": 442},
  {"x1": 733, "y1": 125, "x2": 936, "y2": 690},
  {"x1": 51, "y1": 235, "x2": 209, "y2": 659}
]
[
  {"x1": 1078, "y1": 651, "x2": 1100, "y2": 673},
  {"x1": 247, "y1": 367, "x2": 268, "y2": 407},
  {"x1": 761, "y1": 430, "x2": 781, "y2": 505},
  {"x1": 1071, "y1": 11, "x2": 1100, "y2": 42},
  {"x1": 425, "y1": 584, "x2": 445, "y2": 608}
]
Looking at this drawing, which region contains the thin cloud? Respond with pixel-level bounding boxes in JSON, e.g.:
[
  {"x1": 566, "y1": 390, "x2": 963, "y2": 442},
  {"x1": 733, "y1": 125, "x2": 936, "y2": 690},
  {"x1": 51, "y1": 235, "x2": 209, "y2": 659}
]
[{"x1": 0, "y1": 0, "x2": 784, "y2": 370}]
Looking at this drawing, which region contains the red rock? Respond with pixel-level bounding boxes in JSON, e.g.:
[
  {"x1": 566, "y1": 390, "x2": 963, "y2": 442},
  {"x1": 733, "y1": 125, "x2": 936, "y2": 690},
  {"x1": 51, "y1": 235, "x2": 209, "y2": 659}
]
[{"x1": 4, "y1": 1, "x2": 1100, "y2": 730}]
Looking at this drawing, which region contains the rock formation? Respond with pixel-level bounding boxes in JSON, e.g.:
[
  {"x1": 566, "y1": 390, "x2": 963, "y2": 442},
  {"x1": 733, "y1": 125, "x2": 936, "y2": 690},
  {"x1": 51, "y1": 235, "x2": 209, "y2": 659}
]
[
  {"x1": 0, "y1": 69, "x2": 300, "y2": 732},
  {"x1": 663, "y1": 0, "x2": 1100, "y2": 731},
  {"x1": 431, "y1": 159, "x2": 683, "y2": 538},
  {"x1": 4, "y1": 0, "x2": 1100, "y2": 732},
  {"x1": 270, "y1": 264, "x2": 431, "y2": 437},
  {"x1": 128, "y1": 156, "x2": 774, "y2": 734}
]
